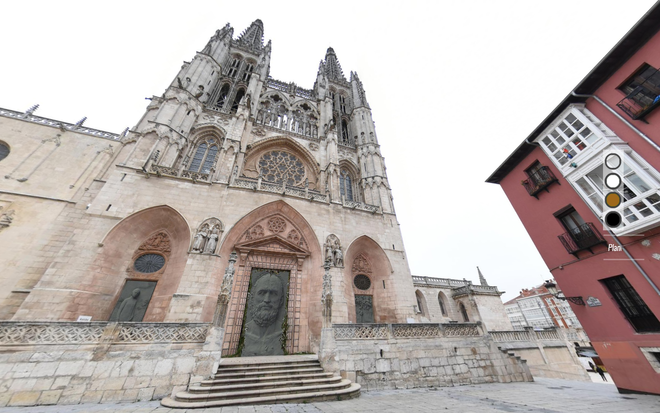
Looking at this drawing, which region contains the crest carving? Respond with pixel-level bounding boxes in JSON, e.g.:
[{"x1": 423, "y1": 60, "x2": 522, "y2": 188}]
[
  {"x1": 352, "y1": 253, "x2": 371, "y2": 275},
  {"x1": 138, "y1": 231, "x2": 171, "y2": 254}
]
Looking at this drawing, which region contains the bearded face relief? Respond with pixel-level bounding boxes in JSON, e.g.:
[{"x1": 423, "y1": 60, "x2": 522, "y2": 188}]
[{"x1": 241, "y1": 269, "x2": 290, "y2": 356}]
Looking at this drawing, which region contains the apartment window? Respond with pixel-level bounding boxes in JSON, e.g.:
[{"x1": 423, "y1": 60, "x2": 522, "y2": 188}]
[
  {"x1": 555, "y1": 207, "x2": 605, "y2": 256},
  {"x1": 522, "y1": 161, "x2": 559, "y2": 198},
  {"x1": 540, "y1": 112, "x2": 598, "y2": 166},
  {"x1": 617, "y1": 64, "x2": 660, "y2": 120},
  {"x1": 574, "y1": 156, "x2": 660, "y2": 230},
  {"x1": 602, "y1": 275, "x2": 660, "y2": 333}
]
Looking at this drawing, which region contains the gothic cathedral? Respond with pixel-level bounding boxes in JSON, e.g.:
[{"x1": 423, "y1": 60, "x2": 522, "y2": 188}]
[{"x1": 1, "y1": 19, "x2": 417, "y2": 356}]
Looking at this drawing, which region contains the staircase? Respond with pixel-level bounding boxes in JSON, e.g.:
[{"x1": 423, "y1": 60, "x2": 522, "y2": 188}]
[{"x1": 161, "y1": 355, "x2": 360, "y2": 408}]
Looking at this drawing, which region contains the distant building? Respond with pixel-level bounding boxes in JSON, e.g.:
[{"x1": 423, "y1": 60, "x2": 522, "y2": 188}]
[{"x1": 504, "y1": 283, "x2": 582, "y2": 331}]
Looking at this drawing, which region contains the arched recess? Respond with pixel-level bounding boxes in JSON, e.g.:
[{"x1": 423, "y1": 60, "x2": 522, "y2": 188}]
[
  {"x1": 437, "y1": 291, "x2": 449, "y2": 317},
  {"x1": 343, "y1": 235, "x2": 396, "y2": 324},
  {"x1": 339, "y1": 159, "x2": 361, "y2": 202},
  {"x1": 216, "y1": 200, "x2": 323, "y2": 356},
  {"x1": 415, "y1": 290, "x2": 428, "y2": 317},
  {"x1": 95, "y1": 205, "x2": 191, "y2": 322},
  {"x1": 176, "y1": 125, "x2": 225, "y2": 177},
  {"x1": 241, "y1": 136, "x2": 320, "y2": 190},
  {"x1": 458, "y1": 301, "x2": 470, "y2": 322}
]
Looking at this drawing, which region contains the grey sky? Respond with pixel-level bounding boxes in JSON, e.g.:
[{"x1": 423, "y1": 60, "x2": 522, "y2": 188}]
[{"x1": 1, "y1": 0, "x2": 657, "y2": 300}]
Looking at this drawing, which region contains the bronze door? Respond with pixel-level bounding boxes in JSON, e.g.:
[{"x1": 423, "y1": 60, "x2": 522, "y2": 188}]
[
  {"x1": 240, "y1": 268, "x2": 290, "y2": 356},
  {"x1": 355, "y1": 295, "x2": 374, "y2": 323}
]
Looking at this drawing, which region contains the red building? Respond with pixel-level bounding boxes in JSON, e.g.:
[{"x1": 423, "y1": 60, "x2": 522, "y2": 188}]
[{"x1": 488, "y1": 4, "x2": 660, "y2": 395}]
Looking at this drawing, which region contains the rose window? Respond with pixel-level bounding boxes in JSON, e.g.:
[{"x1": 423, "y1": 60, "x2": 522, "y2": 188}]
[
  {"x1": 258, "y1": 151, "x2": 305, "y2": 186},
  {"x1": 354, "y1": 274, "x2": 371, "y2": 290},
  {"x1": 134, "y1": 254, "x2": 165, "y2": 273}
]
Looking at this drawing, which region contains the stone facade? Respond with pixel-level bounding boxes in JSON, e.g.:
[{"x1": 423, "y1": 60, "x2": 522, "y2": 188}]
[{"x1": 0, "y1": 20, "x2": 534, "y2": 406}]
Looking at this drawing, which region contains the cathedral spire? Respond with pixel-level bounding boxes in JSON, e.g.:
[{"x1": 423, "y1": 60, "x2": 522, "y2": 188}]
[
  {"x1": 323, "y1": 47, "x2": 346, "y2": 82},
  {"x1": 477, "y1": 267, "x2": 489, "y2": 286},
  {"x1": 202, "y1": 23, "x2": 233, "y2": 54},
  {"x1": 236, "y1": 19, "x2": 265, "y2": 50},
  {"x1": 350, "y1": 71, "x2": 369, "y2": 109}
]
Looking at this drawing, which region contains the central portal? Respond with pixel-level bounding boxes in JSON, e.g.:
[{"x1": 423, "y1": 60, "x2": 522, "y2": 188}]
[{"x1": 241, "y1": 268, "x2": 290, "y2": 356}]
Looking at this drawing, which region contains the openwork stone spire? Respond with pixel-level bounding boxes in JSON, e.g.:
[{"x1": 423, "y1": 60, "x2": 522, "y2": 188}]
[
  {"x1": 350, "y1": 71, "x2": 370, "y2": 109},
  {"x1": 323, "y1": 47, "x2": 346, "y2": 82},
  {"x1": 236, "y1": 19, "x2": 265, "y2": 50},
  {"x1": 477, "y1": 266, "x2": 489, "y2": 286}
]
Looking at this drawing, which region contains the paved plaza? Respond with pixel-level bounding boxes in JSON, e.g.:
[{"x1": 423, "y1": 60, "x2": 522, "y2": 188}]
[{"x1": 1, "y1": 377, "x2": 659, "y2": 413}]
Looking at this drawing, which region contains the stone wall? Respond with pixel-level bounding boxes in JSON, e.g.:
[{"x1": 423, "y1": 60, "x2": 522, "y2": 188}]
[
  {"x1": 0, "y1": 321, "x2": 216, "y2": 407},
  {"x1": 320, "y1": 323, "x2": 533, "y2": 391}
]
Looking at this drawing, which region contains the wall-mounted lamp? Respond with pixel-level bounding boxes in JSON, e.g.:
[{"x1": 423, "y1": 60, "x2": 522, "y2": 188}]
[{"x1": 544, "y1": 280, "x2": 585, "y2": 306}]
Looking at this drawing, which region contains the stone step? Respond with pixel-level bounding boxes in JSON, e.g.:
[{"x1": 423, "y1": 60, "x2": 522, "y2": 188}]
[
  {"x1": 201, "y1": 372, "x2": 335, "y2": 386},
  {"x1": 216, "y1": 362, "x2": 321, "y2": 373},
  {"x1": 160, "y1": 382, "x2": 361, "y2": 409},
  {"x1": 175, "y1": 378, "x2": 353, "y2": 402},
  {"x1": 212, "y1": 367, "x2": 324, "y2": 379},
  {"x1": 191, "y1": 376, "x2": 343, "y2": 393}
]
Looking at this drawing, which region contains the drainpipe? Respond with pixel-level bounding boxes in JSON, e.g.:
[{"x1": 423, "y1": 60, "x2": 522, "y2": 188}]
[{"x1": 568, "y1": 91, "x2": 660, "y2": 296}]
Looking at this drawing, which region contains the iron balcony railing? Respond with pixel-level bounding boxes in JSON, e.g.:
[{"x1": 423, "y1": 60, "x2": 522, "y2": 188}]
[
  {"x1": 616, "y1": 68, "x2": 660, "y2": 120},
  {"x1": 558, "y1": 222, "x2": 606, "y2": 257},
  {"x1": 522, "y1": 166, "x2": 559, "y2": 199}
]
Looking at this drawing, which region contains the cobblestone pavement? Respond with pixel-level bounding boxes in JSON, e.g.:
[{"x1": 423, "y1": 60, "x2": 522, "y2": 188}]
[{"x1": 1, "y1": 377, "x2": 659, "y2": 413}]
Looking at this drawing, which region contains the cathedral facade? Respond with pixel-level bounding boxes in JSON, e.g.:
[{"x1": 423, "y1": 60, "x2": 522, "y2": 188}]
[
  {"x1": 0, "y1": 21, "x2": 536, "y2": 406},
  {"x1": 1, "y1": 19, "x2": 415, "y2": 356}
]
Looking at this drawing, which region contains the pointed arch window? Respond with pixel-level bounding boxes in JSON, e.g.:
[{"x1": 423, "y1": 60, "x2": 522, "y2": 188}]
[
  {"x1": 231, "y1": 89, "x2": 245, "y2": 113},
  {"x1": 438, "y1": 293, "x2": 447, "y2": 316},
  {"x1": 188, "y1": 138, "x2": 219, "y2": 173},
  {"x1": 340, "y1": 169, "x2": 354, "y2": 202},
  {"x1": 341, "y1": 120, "x2": 350, "y2": 145},
  {"x1": 216, "y1": 84, "x2": 230, "y2": 109},
  {"x1": 228, "y1": 58, "x2": 242, "y2": 78},
  {"x1": 242, "y1": 63, "x2": 254, "y2": 82},
  {"x1": 459, "y1": 302, "x2": 469, "y2": 322},
  {"x1": 415, "y1": 291, "x2": 426, "y2": 315}
]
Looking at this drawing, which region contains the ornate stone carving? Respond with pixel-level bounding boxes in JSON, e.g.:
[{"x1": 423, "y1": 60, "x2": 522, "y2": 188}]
[
  {"x1": 192, "y1": 224, "x2": 209, "y2": 253},
  {"x1": 244, "y1": 224, "x2": 265, "y2": 241},
  {"x1": 138, "y1": 231, "x2": 171, "y2": 254},
  {"x1": 213, "y1": 251, "x2": 238, "y2": 327},
  {"x1": 333, "y1": 324, "x2": 388, "y2": 340},
  {"x1": 192, "y1": 218, "x2": 224, "y2": 254},
  {"x1": 267, "y1": 216, "x2": 287, "y2": 233},
  {"x1": 0, "y1": 208, "x2": 15, "y2": 231},
  {"x1": 287, "y1": 229, "x2": 301, "y2": 245},
  {"x1": 322, "y1": 260, "x2": 333, "y2": 326},
  {"x1": 352, "y1": 253, "x2": 371, "y2": 275},
  {"x1": 309, "y1": 142, "x2": 319, "y2": 151},
  {"x1": 252, "y1": 127, "x2": 266, "y2": 137},
  {"x1": 324, "y1": 234, "x2": 343, "y2": 267},
  {"x1": 117, "y1": 323, "x2": 207, "y2": 342}
]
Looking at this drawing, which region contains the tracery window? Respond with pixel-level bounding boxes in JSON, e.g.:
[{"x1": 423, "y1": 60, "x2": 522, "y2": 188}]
[
  {"x1": 231, "y1": 89, "x2": 245, "y2": 113},
  {"x1": 242, "y1": 63, "x2": 254, "y2": 82},
  {"x1": 188, "y1": 138, "x2": 219, "y2": 173},
  {"x1": 216, "y1": 84, "x2": 230, "y2": 109},
  {"x1": 341, "y1": 120, "x2": 350, "y2": 145},
  {"x1": 227, "y1": 57, "x2": 241, "y2": 78},
  {"x1": 258, "y1": 151, "x2": 305, "y2": 186},
  {"x1": 340, "y1": 169, "x2": 353, "y2": 201},
  {"x1": 0, "y1": 142, "x2": 9, "y2": 162}
]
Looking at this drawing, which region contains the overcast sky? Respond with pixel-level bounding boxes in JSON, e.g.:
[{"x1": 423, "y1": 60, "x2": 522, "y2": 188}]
[{"x1": 1, "y1": 1, "x2": 657, "y2": 300}]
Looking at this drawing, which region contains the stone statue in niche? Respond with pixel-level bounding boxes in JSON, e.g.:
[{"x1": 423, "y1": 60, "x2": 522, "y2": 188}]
[
  {"x1": 241, "y1": 269, "x2": 290, "y2": 356},
  {"x1": 324, "y1": 234, "x2": 342, "y2": 267},
  {"x1": 192, "y1": 224, "x2": 209, "y2": 253},
  {"x1": 334, "y1": 245, "x2": 344, "y2": 267},
  {"x1": 109, "y1": 280, "x2": 157, "y2": 322},
  {"x1": 204, "y1": 226, "x2": 220, "y2": 254}
]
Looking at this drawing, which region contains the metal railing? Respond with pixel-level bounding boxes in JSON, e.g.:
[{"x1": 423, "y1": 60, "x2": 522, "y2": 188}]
[
  {"x1": 522, "y1": 166, "x2": 559, "y2": 198},
  {"x1": 558, "y1": 222, "x2": 606, "y2": 256}
]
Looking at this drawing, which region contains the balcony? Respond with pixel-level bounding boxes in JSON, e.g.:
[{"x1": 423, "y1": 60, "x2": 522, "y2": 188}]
[
  {"x1": 557, "y1": 222, "x2": 607, "y2": 258},
  {"x1": 616, "y1": 73, "x2": 660, "y2": 121},
  {"x1": 522, "y1": 166, "x2": 559, "y2": 199}
]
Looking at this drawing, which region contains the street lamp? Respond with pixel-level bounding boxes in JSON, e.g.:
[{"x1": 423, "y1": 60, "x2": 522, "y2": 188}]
[{"x1": 544, "y1": 280, "x2": 585, "y2": 306}]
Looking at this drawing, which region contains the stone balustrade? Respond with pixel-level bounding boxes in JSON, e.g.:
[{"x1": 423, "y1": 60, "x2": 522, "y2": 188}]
[
  {"x1": 489, "y1": 327, "x2": 564, "y2": 343},
  {"x1": 0, "y1": 321, "x2": 209, "y2": 345},
  {"x1": 333, "y1": 322, "x2": 482, "y2": 340},
  {"x1": 0, "y1": 108, "x2": 120, "y2": 141}
]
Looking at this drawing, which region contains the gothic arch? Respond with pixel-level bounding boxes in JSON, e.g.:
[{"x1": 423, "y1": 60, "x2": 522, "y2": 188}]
[
  {"x1": 437, "y1": 291, "x2": 449, "y2": 317},
  {"x1": 217, "y1": 200, "x2": 323, "y2": 355},
  {"x1": 343, "y1": 235, "x2": 396, "y2": 323},
  {"x1": 415, "y1": 290, "x2": 429, "y2": 317},
  {"x1": 95, "y1": 205, "x2": 191, "y2": 322},
  {"x1": 241, "y1": 136, "x2": 320, "y2": 189}
]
